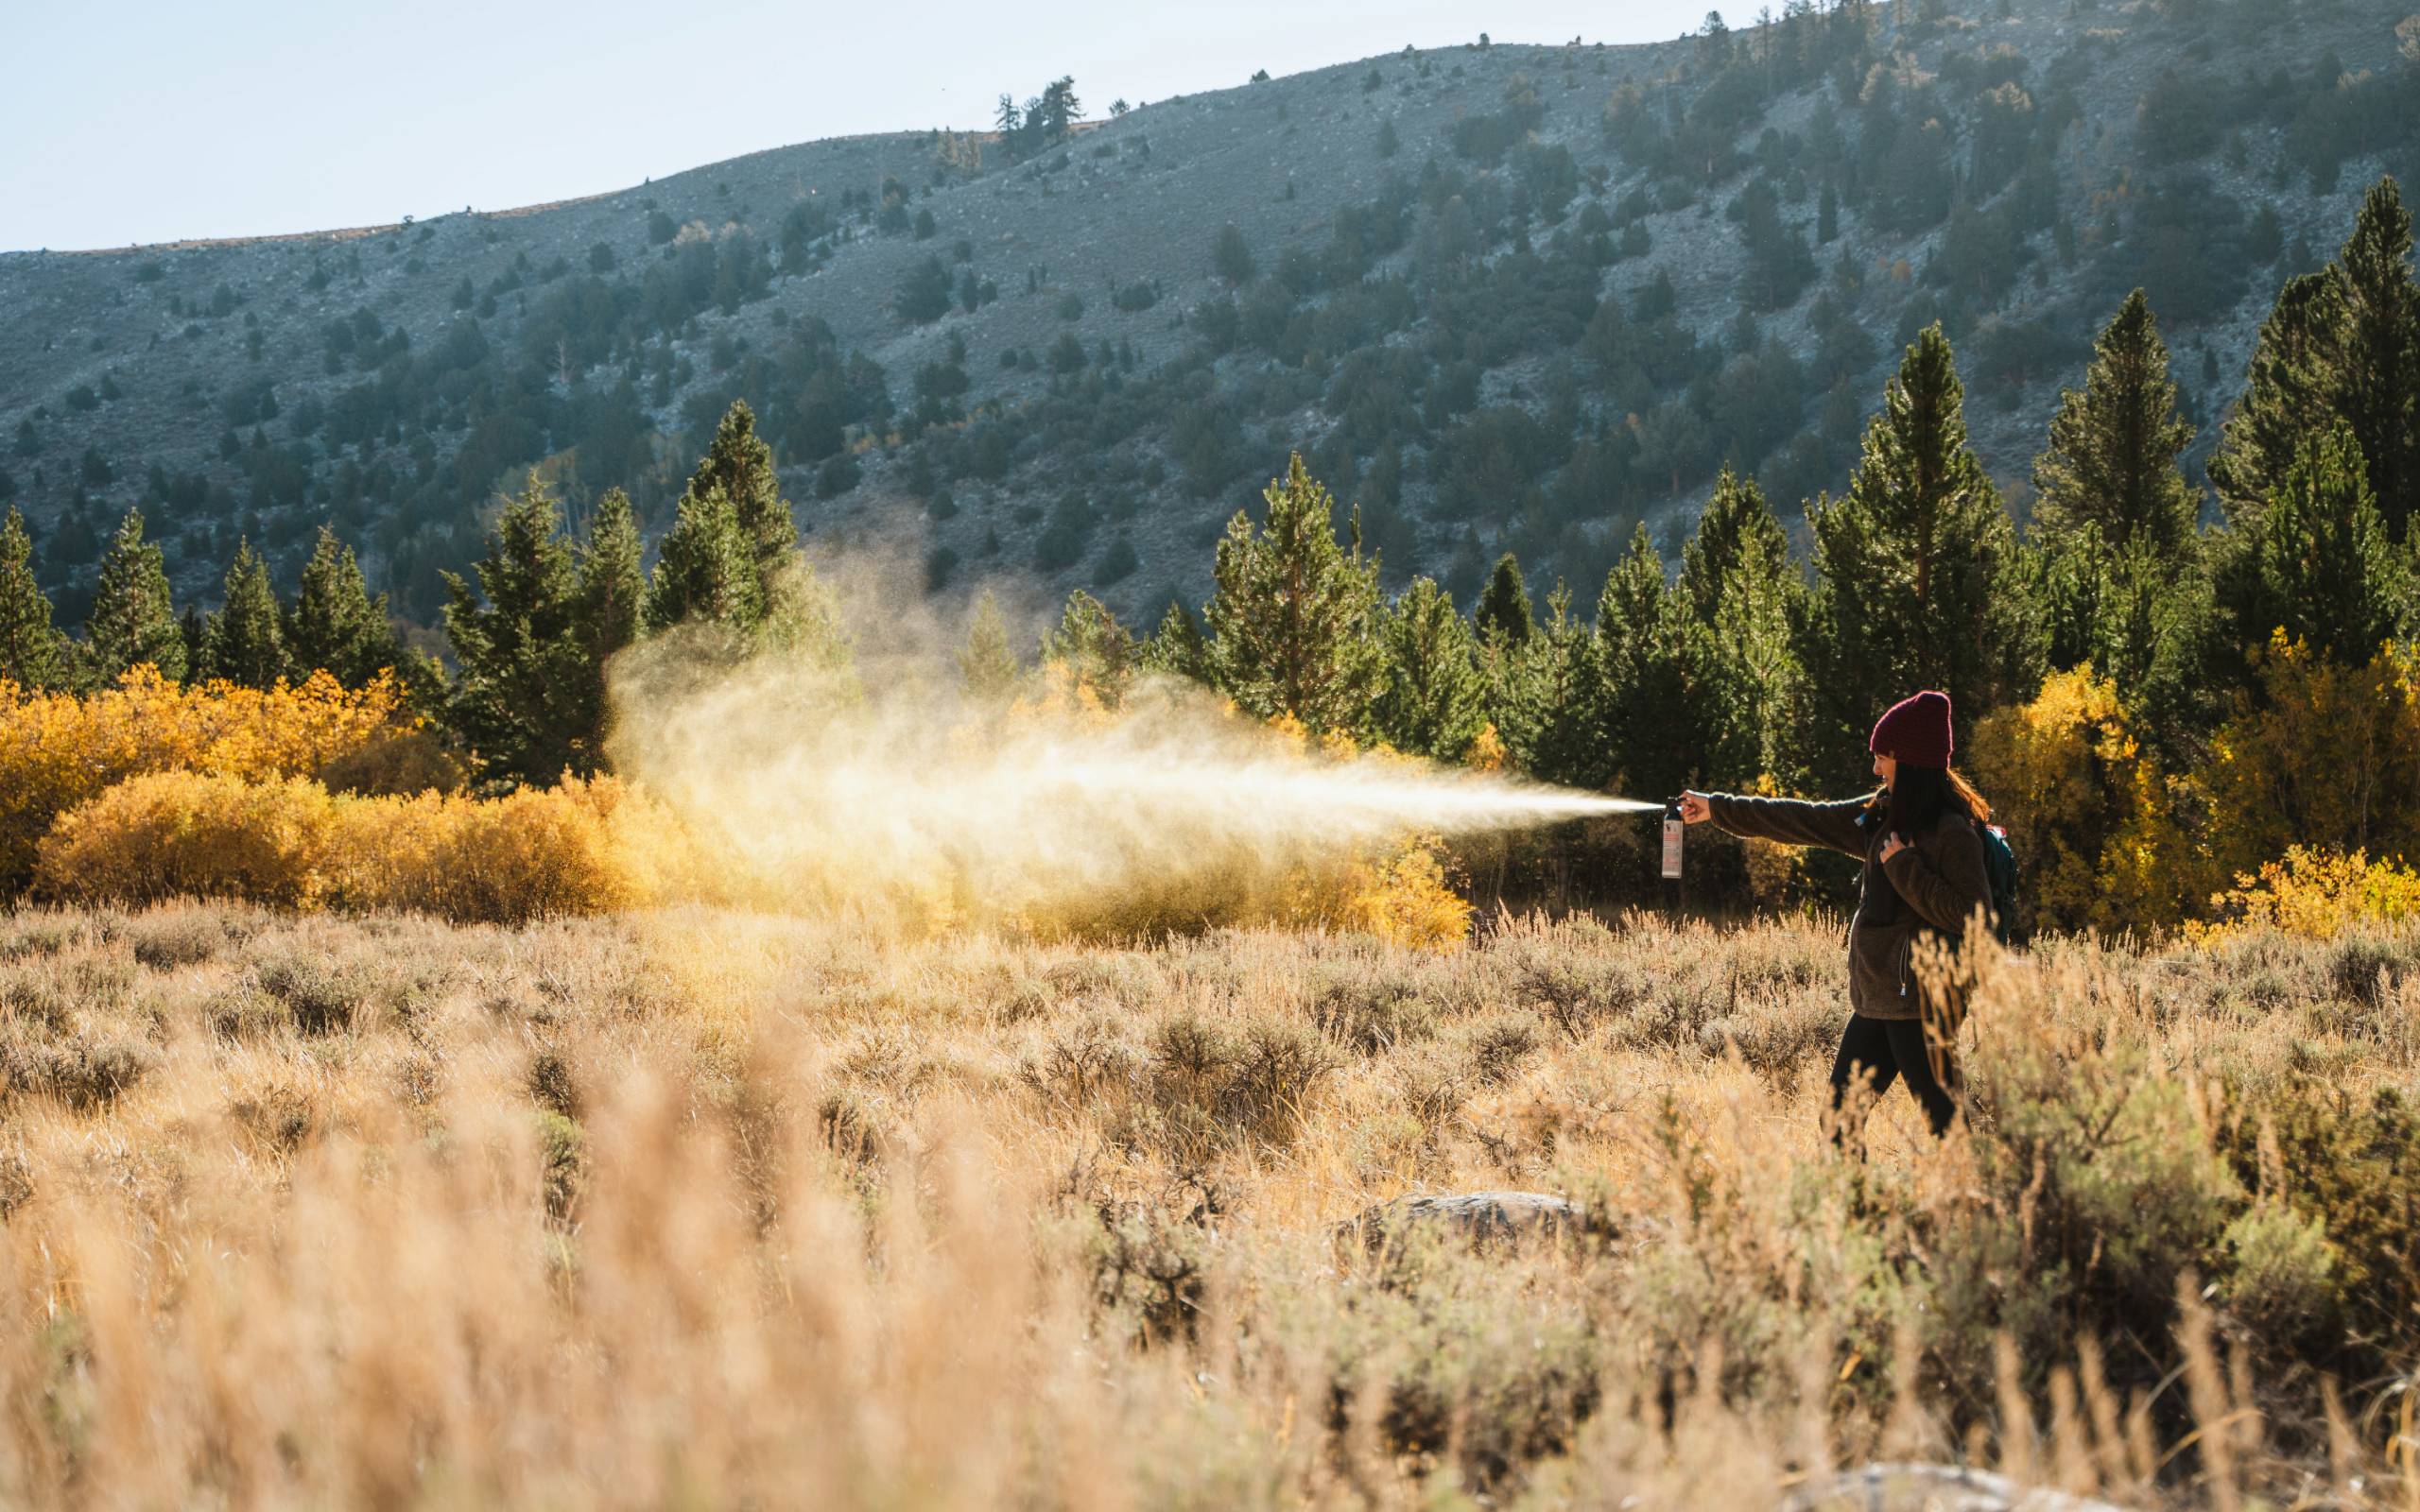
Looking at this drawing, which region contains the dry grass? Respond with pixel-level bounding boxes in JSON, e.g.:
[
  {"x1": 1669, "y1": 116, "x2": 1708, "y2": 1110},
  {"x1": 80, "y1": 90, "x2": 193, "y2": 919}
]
[{"x1": 0, "y1": 902, "x2": 2412, "y2": 1508}]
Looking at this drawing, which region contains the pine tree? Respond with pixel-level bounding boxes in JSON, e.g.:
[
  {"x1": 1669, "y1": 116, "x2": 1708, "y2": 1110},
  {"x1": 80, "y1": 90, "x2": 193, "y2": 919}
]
[
  {"x1": 2331, "y1": 177, "x2": 2420, "y2": 541},
  {"x1": 2214, "y1": 421, "x2": 2405, "y2": 669},
  {"x1": 1203, "y1": 454, "x2": 1386, "y2": 735},
  {"x1": 1678, "y1": 472, "x2": 1804, "y2": 783},
  {"x1": 0, "y1": 507, "x2": 63, "y2": 689},
  {"x1": 288, "y1": 526, "x2": 402, "y2": 686},
  {"x1": 2208, "y1": 272, "x2": 2342, "y2": 526},
  {"x1": 1374, "y1": 576, "x2": 1485, "y2": 761},
  {"x1": 958, "y1": 590, "x2": 1021, "y2": 702},
  {"x1": 1490, "y1": 585, "x2": 1601, "y2": 788},
  {"x1": 2210, "y1": 177, "x2": 2420, "y2": 544},
  {"x1": 1679, "y1": 468, "x2": 1795, "y2": 624},
  {"x1": 199, "y1": 540, "x2": 288, "y2": 687},
  {"x1": 579, "y1": 487, "x2": 646, "y2": 665},
  {"x1": 1594, "y1": 524, "x2": 1690, "y2": 799},
  {"x1": 1140, "y1": 599, "x2": 1209, "y2": 682},
  {"x1": 1473, "y1": 553, "x2": 1534, "y2": 647},
  {"x1": 87, "y1": 508, "x2": 185, "y2": 682},
  {"x1": 442, "y1": 473, "x2": 599, "y2": 783},
  {"x1": 179, "y1": 604, "x2": 206, "y2": 681},
  {"x1": 1799, "y1": 324, "x2": 2031, "y2": 787},
  {"x1": 570, "y1": 485, "x2": 648, "y2": 753},
  {"x1": 647, "y1": 483, "x2": 760, "y2": 633},
  {"x1": 1040, "y1": 589, "x2": 1134, "y2": 707},
  {"x1": 1213, "y1": 224, "x2": 1256, "y2": 285},
  {"x1": 681, "y1": 401, "x2": 796, "y2": 593},
  {"x1": 2032, "y1": 289, "x2": 2201, "y2": 560}
]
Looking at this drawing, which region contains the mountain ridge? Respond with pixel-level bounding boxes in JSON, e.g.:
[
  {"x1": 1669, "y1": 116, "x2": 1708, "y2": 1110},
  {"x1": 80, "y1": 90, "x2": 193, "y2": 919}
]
[{"x1": 1, "y1": 2, "x2": 2407, "y2": 634}]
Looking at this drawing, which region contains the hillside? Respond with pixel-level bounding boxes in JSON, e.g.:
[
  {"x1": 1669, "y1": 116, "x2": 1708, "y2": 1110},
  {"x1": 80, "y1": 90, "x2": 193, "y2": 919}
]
[{"x1": 1, "y1": 0, "x2": 2412, "y2": 632}]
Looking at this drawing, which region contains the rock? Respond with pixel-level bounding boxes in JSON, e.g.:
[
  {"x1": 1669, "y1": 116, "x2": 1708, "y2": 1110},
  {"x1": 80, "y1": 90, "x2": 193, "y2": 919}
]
[
  {"x1": 1780, "y1": 1464, "x2": 2135, "y2": 1512},
  {"x1": 1340, "y1": 1190, "x2": 1576, "y2": 1254}
]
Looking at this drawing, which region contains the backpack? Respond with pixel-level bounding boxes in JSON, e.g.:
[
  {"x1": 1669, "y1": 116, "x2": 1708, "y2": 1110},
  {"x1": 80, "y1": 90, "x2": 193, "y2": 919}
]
[{"x1": 1977, "y1": 822, "x2": 2018, "y2": 945}]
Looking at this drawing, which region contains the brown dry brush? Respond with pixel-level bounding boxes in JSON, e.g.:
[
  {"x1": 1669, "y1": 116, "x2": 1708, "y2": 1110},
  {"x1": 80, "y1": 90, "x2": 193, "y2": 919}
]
[{"x1": 0, "y1": 901, "x2": 2411, "y2": 1508}]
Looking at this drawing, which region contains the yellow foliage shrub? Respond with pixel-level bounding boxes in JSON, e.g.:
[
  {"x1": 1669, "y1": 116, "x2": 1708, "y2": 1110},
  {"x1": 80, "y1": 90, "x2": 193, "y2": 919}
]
[
  {"x1": 342, "y1": 778, "x2": 668, "y2": 925},
  {"x1": 1463, "y1": 723, "x2": 1508, "y2": 773},
  {"x1": 1319, "y1": 839, "x2": 1474, "y2": 952},
  {"x1": 2195, "y1": 635, "x2": 2420, "y2": 885},
  {"x1": 35, "y1": 770, "x2": 694, "y2": 926},
  {"x1": 0, "y1": 669, "x2": 406, "y2": 889},
  {"x1": 1736, "y1": 772, "x2": 1805, "y2": 911},
  {"x1": 34, "y1": 771, "x2": 341, "y2": 911},
  {"x1": 1967, "y1": 667, "x2": 2204, "y2": 935},
  {"x1": 2189, "y1": 848, "x2": 2420, "y2": 942}
]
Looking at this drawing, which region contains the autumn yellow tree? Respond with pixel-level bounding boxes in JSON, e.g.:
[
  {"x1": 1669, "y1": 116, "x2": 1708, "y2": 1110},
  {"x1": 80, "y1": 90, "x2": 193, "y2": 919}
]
[{"x1": 1966, "y1": 668, "x2": 2203, "y2": 934}]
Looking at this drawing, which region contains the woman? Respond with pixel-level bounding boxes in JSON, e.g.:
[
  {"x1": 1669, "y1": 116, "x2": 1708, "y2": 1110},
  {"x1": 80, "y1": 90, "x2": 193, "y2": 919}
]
[{"x1": 1677, "y1": 690, "x2": 1994, "y2": 1143}]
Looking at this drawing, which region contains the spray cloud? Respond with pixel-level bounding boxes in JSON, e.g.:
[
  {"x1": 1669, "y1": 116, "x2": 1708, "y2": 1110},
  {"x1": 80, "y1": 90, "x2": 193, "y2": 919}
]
[{"x1": 605, "y1": 570, "x2": 1653, "y2": 932}]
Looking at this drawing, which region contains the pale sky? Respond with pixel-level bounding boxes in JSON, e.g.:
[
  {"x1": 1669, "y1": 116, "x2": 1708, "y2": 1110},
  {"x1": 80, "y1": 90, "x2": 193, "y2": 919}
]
[{"x1": 3, "y1": 0, "x2": 1718, "y2": 252}]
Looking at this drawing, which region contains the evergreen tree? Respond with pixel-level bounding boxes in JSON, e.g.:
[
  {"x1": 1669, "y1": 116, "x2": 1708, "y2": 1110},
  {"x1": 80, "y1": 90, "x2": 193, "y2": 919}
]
[
  {"x1": 1593, "y1": 524, "x2": 1690, "y2": 799},
  {"x1": 442, "y1": 474, "x2": 600, "y2": 783},
  {"x1": 2214, "y1": 421, "x2": 2405, "y2": 669},
  {"x1": 1678, "y1": 472, "x2": 1804, "y2": 783},
  {"x1": 0, "y1": 507, "x2": 63, "y2": 689},
  {"x1": 1473, "y1": 553, "x2": 1534, "y2": 647},
  {"x1": 288, "y1": 526, "x2": 402, "y2": 686},
  {"x1": 2032, "y1": 289, "x2": 2201, "y2": 560},
  {"x1": 958, "y1": 590, "x2": 1021, "y2": 702},
  {"x1": 1213, "y1": 223, "x2": 1256, "y2": 285},
  {"x1": 1040, "y1": 589, "x2": 1134, "y2": 707},
  {"x1": 572, "y1": 485, "x2": 648, "y2": 751},
  {"x1": 2331, "y1": 177, "x2": 2420, "y2": 541},
  {"x1": 1490, "y1": 585, "x2": 1601, "y2": 788},
  {"x1": 1679, "y1": 468, "x2": 1794, "y2": 624},
  {"x1": 647, "y1": 483, "x2": 759, "y2": 633},
  {"x1": 682, "y1": 402, "x2": 796, "y2": 593},
  {"x1": 1140, "y1": 598, "x2": 1209, "y2": 683},
  {"x1": 579, "y1": 487, "x2": 646, "y2": 664},
  {"x1": 179, "y1": 604, "x2": 206, "y2": 683},
  {"x1": 1203, "y1": 454, "x2": 1386, "y2": 735},
  {"x1": 2209, "y1": 273, "x2": 2341, "y2": 526},
  {"x1": 199, "y1": 540, "x2": 288, "y2": 687},
  {"x1": 1798, "y1": 324, "x2": 2031, "y2": 787},
  {"x1": 1374, "y1": 576, "x2": 1485, "y2": 761},
  {"x1": 2211, "y1": 178, "x2": 2420, "y2": 544},
  {"x1": 87, "y1": 508, "x2": 185, "y2": 682}
]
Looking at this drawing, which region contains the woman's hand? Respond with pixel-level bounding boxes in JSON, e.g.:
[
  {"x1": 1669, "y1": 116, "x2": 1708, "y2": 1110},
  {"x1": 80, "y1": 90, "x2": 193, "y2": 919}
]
[
  {"x1": 1879, "y1": 833, "x2": 1910, "y2": 863},
  {"x1": 1677, "y1": 792, "x2": 1714, "y2": 825}
]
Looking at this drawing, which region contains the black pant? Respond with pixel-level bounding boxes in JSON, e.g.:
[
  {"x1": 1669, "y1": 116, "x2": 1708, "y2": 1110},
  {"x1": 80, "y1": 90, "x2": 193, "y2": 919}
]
[{"x1": 1829, "y1": 1013, "x2": 1960, "y2": 1141}]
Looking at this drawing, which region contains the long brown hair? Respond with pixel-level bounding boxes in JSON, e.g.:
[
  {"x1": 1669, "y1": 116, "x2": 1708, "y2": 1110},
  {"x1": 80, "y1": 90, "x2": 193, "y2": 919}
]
[{"x1": 1865, "y1": 765, "x2": 1992, "y2": 835}]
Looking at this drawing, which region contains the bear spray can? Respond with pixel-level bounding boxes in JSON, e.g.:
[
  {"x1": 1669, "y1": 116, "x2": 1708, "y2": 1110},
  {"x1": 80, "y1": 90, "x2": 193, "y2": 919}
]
[{"x1": 1661, "y1": 802, "x2": 1685, "y2": 881}]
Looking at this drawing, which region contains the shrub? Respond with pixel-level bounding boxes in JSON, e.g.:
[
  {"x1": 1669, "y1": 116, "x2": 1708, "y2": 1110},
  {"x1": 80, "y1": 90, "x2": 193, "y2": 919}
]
[
  {"x1": 0, "y1": 670, "x2": 405, "y2": 889},
  {"x1": 353, "y1": 779, "x2": 657, "y2": 925},
  {"x1": 2195, "y1": 639, "x2": 2420, "y2": 885},
  {"x1": 34, "y1": 772, "x2": 338, "y2": 911},
  {"x1": 0, "y1": 1026, "x2": 152, "y2": 1110},
  {"x1": 1965, "y1": 668, "x2": 2203, "y2": 934},
  {"x1": 255, "y1": 956, "x2": 363, "y2": 1035},
  {"x1": 35, "y1": 770, "x2": 686, "y2": 926},
  {"x1": 2191, "y1": 848, "x2": 2420, "y2": 941}
]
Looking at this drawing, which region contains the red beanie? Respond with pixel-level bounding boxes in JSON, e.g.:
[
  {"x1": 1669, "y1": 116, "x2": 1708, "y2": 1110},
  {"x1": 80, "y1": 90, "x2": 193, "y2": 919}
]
[{"x1": 1870, "y1": 690, "x2": 1954, "y2": 768}]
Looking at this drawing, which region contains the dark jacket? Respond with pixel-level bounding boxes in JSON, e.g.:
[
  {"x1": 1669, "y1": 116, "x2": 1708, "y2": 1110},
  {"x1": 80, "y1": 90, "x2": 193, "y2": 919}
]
[{"x1": 1706, "y1": 792, "x2": 1993, "y2": 1023}]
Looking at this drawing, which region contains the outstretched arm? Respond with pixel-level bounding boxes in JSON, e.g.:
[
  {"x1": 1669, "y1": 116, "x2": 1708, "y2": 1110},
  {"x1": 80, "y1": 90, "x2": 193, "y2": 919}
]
[{"x1": 1683, "y1": 791, "x2": 1869, "y2": 858}]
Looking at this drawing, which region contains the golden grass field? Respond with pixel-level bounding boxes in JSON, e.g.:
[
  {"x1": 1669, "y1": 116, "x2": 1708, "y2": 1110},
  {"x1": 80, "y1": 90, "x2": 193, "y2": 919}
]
[{"x1": 0, "y1": 901, "x2": 2413, "y2": 1509}]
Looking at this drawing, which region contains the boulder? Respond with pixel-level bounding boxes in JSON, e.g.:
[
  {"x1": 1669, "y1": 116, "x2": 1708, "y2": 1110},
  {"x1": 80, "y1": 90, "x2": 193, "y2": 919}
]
[
  {"x1": 1781, "y1": 1463, "x2": 2135, "y2": 1512},
  {"x1": 1340, "y1": 1190, "x2": 1576, "y2": 1254}
]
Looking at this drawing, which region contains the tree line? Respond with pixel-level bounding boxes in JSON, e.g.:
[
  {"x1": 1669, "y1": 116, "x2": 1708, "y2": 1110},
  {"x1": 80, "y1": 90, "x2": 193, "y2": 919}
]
[{"x1": 4, "y1": 178, "x2": 2417, "y2": 928}]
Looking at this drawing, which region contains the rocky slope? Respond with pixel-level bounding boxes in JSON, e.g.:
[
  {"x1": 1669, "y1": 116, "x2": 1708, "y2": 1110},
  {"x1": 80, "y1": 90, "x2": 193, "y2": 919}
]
[{"x1": 0, "y1": 0, "x2": 2407, "y2": 630}]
